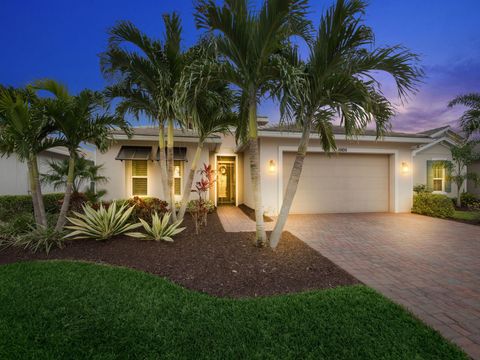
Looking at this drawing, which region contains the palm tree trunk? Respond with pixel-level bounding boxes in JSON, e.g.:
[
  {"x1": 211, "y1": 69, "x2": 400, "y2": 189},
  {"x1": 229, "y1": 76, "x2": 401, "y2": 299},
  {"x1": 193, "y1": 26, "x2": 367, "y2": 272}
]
[
  {"x1": 158, "y1": 124, "x2": 169, "y2": 203},
  {"x1": 167, "y1": 118, "x2": 177, "y2": 221},
  {"x1": 31, "y1": 156, "x2": 47, "y2": 227},
  {"x1": 27, "y1": 158, "x2": 43, "y2": 229},
  {"x1": 55, "y1": 155, "x2": 75, "y2": 231},
  {"x1": 248, "y1": 97, "x2": 267, "y2": 247},
  {"x1": 270, "y1": 118, "x2": 312, "y2": 249},
  {"x1": 178, "y1": 142, "x2": 203, "y2": 220}
]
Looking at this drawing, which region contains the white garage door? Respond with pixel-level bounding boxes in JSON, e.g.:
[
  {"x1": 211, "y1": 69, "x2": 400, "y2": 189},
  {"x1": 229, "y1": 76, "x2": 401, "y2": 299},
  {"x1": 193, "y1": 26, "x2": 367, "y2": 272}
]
[{"x1": 282, "y1": 153, "x2": 390, "y2": 214}]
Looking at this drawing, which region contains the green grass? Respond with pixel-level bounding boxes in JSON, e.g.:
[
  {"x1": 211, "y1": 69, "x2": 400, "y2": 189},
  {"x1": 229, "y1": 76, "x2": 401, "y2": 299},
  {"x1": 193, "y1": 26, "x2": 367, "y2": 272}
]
[
  {"x1": 452, "y1": 210, "x2": 480, "y2": 222},
  {"x1": 0, "y1": 261, "x2": 466, "y2": 359}
]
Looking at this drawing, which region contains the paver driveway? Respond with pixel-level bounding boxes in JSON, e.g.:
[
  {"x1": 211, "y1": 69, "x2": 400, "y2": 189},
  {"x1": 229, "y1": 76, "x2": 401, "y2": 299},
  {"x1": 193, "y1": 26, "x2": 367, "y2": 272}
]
[{"x1": 286, "y1": 213, "x2": 480, "y2": 359}]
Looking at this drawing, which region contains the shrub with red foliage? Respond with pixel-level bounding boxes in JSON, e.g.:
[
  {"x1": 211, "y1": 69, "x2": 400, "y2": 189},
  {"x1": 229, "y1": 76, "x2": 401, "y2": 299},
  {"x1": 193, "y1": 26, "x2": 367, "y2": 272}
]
[{"x1": 125, "y1": 197, "x2": 169, "y2": 222}]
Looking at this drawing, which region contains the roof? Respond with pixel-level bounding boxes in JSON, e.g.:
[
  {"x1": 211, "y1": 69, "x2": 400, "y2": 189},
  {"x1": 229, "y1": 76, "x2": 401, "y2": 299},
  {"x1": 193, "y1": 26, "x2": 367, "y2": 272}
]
[
  {"x1": 259, "y1": 124, "x2": 430, "y2": 139},
  {"x1": 417, "y1": 125, "x2": 450, "y2": 137}
]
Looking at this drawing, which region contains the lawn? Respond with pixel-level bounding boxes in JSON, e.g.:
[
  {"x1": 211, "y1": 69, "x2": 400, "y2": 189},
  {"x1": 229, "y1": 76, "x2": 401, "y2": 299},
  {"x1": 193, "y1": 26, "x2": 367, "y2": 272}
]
[
  {"x1": 0, "y1": 261, "x2": 466, "y2": 359},
  {"x1": 452, "y1": 210, "x2": 480, "y2": 223}
]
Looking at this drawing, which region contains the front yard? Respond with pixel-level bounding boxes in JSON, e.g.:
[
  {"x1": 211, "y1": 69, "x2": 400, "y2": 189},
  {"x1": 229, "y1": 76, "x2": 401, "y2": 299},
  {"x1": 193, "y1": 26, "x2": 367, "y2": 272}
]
[
  {"x1": 0, "y1": 261, "x2": 466, "y2": 359},
  {"x1": 452, "y1": 210, "x2": 480, "y2": 224}
]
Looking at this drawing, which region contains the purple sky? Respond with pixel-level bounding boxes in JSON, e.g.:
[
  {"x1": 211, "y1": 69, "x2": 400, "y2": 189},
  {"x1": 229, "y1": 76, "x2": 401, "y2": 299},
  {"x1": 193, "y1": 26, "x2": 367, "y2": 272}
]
[{"x1": 0, "y1": 0, "x2": 478, "y2": 133}]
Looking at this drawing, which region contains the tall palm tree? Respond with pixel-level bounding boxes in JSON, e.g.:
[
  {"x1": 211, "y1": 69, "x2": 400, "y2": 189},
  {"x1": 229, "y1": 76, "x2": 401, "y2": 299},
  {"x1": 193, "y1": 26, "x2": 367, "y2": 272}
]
[
  {"x1": 33, "y1": 80, "x2": 130, "y2": 231},
  {"x1": 269, "y1": 0, "x2": 423, "y2": 248},
  {"x1": 101, "y1": 13, "x2": 187, "y2": 221},
  {"x1": 176, "y1": 79, "x2": 236, "y2": 220},
  {"x1": 194, "y1": 0, "x2": 311, "y2": 246},
  {"x1": 41, "y1": 157, "x2": 108, "y2": 193},
  {"x1": 0, "y1": 87, "x2": 59, "y2": 228},
  {"x1": 448, "y1": 93, "x2": 480, "y2": 138}
]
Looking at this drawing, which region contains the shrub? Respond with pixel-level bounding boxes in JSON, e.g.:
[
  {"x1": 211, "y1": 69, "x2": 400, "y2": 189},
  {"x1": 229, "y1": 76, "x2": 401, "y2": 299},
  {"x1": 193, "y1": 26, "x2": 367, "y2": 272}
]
[
  {"x1": 413, "y1": 184, "x2": 431, "y2": 194},
  {"x1": 123, "y1": 197, "x2": 169, "y2": 223},
  {"x1": 0, "y1": 193, "x2": 63, "y2": 218},
  {"x1": 65, "y1": 202, "x2": 141, "y2": 241},
  {"x1": 187, "y1": 199, "x2": 216, "y2": 214},
  {"x1": 460, "y1": 192, "x2": 480, "y2": 209},
  {"x1": 128, "y1": 212, "x2": 185, "y2": 242},
  {"x1": 412, "y1": 193, "x2": 455, "y2": 218},
  {"x1": 0, "y1": 213, "x2": 35, "y2": 236},
  {"x1": 11, "y1": 227, "x2": 65, "y2": 254}
]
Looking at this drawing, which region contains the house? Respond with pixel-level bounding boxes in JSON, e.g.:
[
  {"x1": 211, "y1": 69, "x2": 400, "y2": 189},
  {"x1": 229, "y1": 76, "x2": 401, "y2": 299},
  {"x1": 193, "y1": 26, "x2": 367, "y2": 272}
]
[{"x1": 95, "y1": 120, "x2": 467, "y2": 215}]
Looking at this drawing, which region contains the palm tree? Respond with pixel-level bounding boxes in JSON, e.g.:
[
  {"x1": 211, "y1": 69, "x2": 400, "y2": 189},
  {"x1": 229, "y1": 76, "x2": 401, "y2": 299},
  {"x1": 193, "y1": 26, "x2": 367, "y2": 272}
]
[
  {"x1": 448, "y1": 93, "x2": 480, "y2": 138},
  {"x1": 194, "y1": 0, "x2": 311, "y2": 246},
  {"x1": 176, "y1": 79, "x2": 236, "y2": 220},
  {"x1": 101, "y1": 13, "x2": 187, "y2": 221},
  {"x1": 41, "y1": 157, "x2": 108, "y2": 193},
  {"x1": 0, "y1": 87, "x2": 59, "y2": 228},
  {"x1": 33, "y1": 80, "x2": 130, "y2": 231},
  {"x1": 269, "y1": 0, "x2": 423, "y2": 248}
]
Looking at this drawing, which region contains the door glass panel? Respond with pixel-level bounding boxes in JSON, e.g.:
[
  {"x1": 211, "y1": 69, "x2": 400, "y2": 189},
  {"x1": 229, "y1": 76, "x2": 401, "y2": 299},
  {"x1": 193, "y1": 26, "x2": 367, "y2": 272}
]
[{"x1": 217, "y1": 157, "x2": 236, "y2": 205}]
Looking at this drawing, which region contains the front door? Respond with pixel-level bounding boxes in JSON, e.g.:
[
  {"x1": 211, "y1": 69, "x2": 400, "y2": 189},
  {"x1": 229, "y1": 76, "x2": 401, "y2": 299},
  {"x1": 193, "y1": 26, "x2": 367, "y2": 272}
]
[{"x1": 217, "y1": 156, "x2": 236, "y2": 205}]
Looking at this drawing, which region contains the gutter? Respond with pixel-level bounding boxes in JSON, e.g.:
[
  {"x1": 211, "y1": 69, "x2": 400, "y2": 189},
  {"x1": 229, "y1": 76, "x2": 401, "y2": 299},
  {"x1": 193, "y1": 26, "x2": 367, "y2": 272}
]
[{"x1": 112, "y1": 134, "x2": 222, "y2": 144}]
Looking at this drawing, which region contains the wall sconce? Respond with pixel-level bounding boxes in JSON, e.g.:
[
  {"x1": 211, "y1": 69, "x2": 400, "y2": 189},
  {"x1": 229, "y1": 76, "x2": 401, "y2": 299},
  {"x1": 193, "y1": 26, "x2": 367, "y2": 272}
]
[
  {"x1": 268, "y1": 160, "x2": 276, "y2": 173},
  {"x1": 401, "y1": 161, "x2": 410, "y2": 174}
]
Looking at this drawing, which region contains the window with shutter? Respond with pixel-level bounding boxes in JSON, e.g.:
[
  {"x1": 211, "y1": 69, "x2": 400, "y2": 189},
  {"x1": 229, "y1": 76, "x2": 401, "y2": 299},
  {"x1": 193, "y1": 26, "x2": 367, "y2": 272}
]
[
  {"x1": 174, "y1": 160, "x2": 183, "y2": 196},
  {"x1": 132, "y1": 160, "x2": 148, "y2": 196}
]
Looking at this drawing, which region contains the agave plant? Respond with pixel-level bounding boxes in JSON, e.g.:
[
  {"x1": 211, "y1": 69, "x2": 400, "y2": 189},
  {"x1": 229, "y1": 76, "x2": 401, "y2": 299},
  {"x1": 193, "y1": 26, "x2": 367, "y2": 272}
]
[
  {"x1": 128, "y1": 212, "x2": 185, "y2": 242},
  {"x1": 65, "y1": 202, "x2": 140, "y2": 240}
]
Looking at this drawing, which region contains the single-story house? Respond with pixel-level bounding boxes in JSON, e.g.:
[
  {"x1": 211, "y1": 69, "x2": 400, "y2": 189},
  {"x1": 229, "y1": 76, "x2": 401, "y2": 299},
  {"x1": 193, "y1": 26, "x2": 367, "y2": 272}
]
[{"x1": 96, "y1": 120, "x2": 469, "y2": 215}]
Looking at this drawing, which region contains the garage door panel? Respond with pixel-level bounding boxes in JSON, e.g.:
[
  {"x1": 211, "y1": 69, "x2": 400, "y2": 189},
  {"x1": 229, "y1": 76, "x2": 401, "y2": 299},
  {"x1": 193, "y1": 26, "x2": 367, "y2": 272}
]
[{"x1": 283, "y1": 153, "x2": 389, "y2": 214}]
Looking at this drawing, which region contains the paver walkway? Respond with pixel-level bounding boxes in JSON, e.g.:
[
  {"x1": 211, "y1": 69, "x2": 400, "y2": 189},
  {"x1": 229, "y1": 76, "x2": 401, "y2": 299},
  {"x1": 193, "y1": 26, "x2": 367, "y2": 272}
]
[{"x1": 217, "y1": 206, "x2": 480, "y2": 359}]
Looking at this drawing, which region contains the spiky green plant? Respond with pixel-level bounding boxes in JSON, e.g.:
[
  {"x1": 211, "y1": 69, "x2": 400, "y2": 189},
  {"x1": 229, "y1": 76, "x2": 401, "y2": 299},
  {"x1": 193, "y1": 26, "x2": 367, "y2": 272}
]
[
  {"x1": 65, "y1": 202, "x2": 140, "y2": 241},
  {"x1": 128, "y1": 212, "x2": 185, "y2": 242}
]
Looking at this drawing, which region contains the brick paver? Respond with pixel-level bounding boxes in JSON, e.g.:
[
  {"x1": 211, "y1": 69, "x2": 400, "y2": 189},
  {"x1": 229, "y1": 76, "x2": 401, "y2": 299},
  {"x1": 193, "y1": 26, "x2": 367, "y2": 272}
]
[{"x1": 217, "y1": 206, "x2": 480, "y2": 359}]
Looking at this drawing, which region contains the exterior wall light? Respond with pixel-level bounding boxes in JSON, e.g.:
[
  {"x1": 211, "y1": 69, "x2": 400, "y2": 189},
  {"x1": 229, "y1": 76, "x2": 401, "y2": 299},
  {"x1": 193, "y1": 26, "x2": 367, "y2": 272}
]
[
  {"x1": 401, "y1": 161, "x2": 410, "y2": 174},
  {"x1": 268, "y1": 160, "x2": 276, "y2": 173}
]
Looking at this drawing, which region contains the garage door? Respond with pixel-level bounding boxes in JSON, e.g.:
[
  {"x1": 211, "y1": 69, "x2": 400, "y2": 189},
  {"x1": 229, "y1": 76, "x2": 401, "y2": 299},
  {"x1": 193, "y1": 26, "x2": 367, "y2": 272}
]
[{"x1": 282, "y1": 153, "x2": 390, "y2": 214}]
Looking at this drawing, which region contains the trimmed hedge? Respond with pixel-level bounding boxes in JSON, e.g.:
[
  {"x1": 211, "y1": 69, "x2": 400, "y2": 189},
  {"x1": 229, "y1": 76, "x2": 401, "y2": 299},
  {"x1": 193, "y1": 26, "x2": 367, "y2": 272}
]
[
  {"x1": 412, "y1": 193, "x2": 455, "y2": 218},
  {"x1": 0, "y1": 193, "x2": 63, "y2": 220}
]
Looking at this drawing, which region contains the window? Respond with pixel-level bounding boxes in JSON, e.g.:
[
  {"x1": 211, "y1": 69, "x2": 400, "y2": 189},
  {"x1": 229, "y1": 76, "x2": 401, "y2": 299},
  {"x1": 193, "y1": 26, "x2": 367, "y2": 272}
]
[
  {"x1": 432, "y1": 162, "x2": 445, "y2": 192},
  {"x1": 174, "y1": 160, "x2": 183, "y2": 196},
  {"x1": 132, "y1": 160, "x2": 148, "y2": 196}
]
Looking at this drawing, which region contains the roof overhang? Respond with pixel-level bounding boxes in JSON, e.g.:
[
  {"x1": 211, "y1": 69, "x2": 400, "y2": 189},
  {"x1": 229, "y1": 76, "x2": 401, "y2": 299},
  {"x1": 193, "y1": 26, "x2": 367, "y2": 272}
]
[
  {"x1": 412, "y1": 136, "x2": 459, "y2": 156},
  {"x1": 111, "y1": 133, "x2": 222, "y2": 144},
  {"x1": 257, "y1": 130, "x2": 433, "y2": 143}
]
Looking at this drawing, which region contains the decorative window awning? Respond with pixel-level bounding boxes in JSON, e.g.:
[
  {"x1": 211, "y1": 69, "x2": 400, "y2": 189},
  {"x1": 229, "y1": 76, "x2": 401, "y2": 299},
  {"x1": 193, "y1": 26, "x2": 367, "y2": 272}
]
[
  {"x1": 155, "y1": 147, "x2": 187, "y2": 161},
  {"x1": 115, "y1": 146, "x2": 153, "y2": 161}
]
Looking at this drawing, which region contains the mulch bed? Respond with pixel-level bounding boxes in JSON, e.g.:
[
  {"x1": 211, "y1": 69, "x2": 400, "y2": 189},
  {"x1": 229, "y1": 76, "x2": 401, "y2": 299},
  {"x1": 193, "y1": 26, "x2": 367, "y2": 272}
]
[
  {"x1": 238, "y1": 204, "x2": 274, "y2": 222},
  {"x1": 0, "y1": 212, "x2": 359, "y2": 298}
]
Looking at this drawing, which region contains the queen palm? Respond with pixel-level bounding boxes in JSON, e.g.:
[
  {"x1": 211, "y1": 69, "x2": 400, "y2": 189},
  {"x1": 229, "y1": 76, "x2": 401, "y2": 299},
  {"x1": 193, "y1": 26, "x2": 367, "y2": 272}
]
[
  {"x1": 33, "y1": 80, "x2": 130, "y2": 231},
  {"x1": 41, "y1": 157, "x2": 108, "y2": 193},
  {"x1": 448, "y1": 93, "x2": 480, "y2": 138},
  {"x1": 269, "y1": 0, "x2": 423, "y2": 248},
  {"x1": 0, "y1": 87, "x2": 59, "y2": 228},
  {"x1": 176, "y1": 79, "x2": 236, "y2": 220},
  {"x1": 194, "y1": 0, "x2": 311, "y2": 246},
  {"x1": 101, "y1": 13, "x2": 187, "y2": 221}
]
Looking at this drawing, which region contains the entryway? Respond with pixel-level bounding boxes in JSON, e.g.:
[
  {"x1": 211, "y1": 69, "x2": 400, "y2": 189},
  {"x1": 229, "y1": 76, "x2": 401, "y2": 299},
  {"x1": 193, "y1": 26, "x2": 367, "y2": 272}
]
[{"x1": 216, "y1": 156, "x2": 236, "y2": 205}]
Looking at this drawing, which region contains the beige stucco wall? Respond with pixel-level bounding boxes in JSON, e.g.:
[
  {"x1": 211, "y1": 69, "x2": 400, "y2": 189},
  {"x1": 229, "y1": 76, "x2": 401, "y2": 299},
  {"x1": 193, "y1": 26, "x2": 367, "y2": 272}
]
[
  {"x1": 97, "y1": 140, "x2": 212, "y2": 202},
  {"x1": 0, "y1": 151, "x2": 68, "y2": 195},
  {"x1": 413, "y1": 143, "x2": 459, "y2": 198},
  {"x1": 256, "y1": 137, "x2": 416, "y2": 215}
]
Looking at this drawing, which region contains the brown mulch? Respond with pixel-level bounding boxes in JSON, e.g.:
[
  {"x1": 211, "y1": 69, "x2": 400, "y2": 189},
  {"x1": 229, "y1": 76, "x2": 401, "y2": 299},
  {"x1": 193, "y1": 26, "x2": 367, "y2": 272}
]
[
  {"x1": 0, "y1": 213, "x2": 360, "y2": 298},
  {"x1": 238, "y1": 204, "x2": 274, "y2": 222}
]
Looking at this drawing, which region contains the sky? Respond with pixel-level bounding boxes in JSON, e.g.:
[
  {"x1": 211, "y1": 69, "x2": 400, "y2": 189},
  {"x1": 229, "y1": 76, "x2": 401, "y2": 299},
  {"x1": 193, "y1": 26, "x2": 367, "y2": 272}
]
[{"x1": 1, "y1": 0, "x2": 479, "y2": 133}]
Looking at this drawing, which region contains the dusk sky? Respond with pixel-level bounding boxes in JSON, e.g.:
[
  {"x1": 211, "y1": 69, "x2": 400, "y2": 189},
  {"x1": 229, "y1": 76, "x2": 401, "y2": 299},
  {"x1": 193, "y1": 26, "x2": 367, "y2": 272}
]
[{"x1": 1, "y1": 0, "x2": 479, "y2": 133}]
